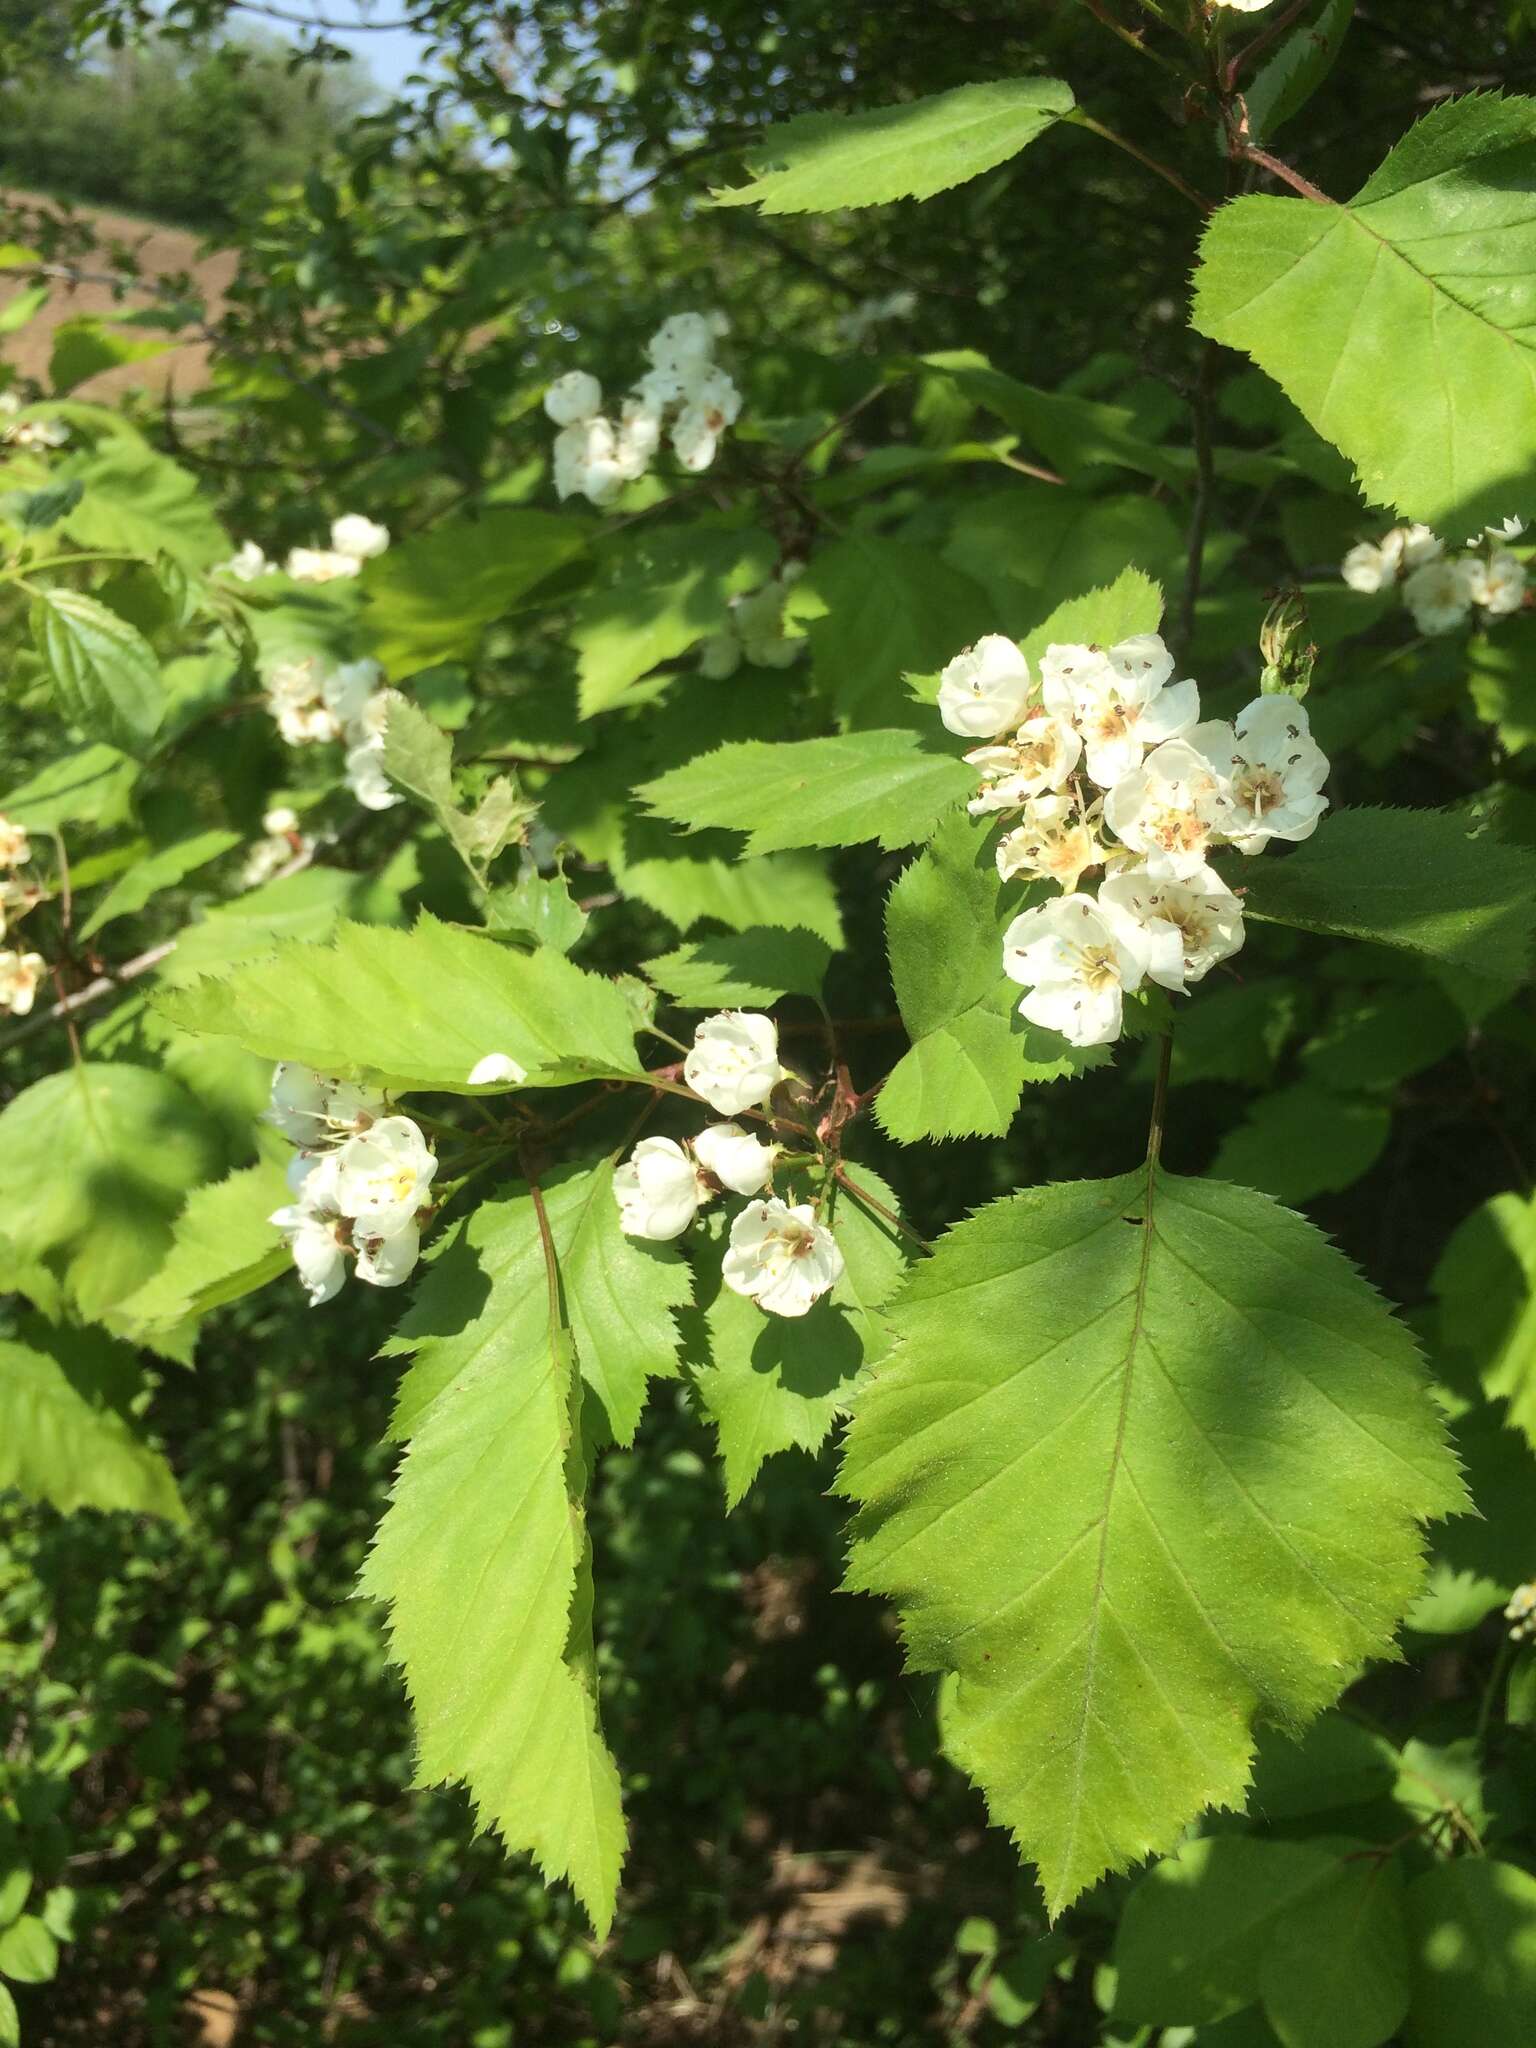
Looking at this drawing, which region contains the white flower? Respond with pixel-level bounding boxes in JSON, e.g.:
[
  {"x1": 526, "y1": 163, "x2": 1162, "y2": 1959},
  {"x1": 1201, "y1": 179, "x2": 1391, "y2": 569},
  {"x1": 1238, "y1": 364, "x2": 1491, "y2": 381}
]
[
  {"x1": 1341, "y1": 541, "x2": 1392, "y2": 594},
  {"x1": 266, "y1": 1063, "x2": 387, "y2": 1146},
  {"x1": 544, "y1": 369, "x2": 604, "y2": 426},
  {"x1": 1043, "y1": 634, "x2": 1201, "y2": 789},
  {"x1": 613, "y1": 1136, "x2": 709, "y2": 1241},
  {"x1": 1098, "y1": 864, "x2": 1245, "y2": 991},
  {"x1": 321, "y1": 658, "x2": 383, "y2": 729},
  {"x1": 270, "y1": 1151, "x2": 347, "y2": 1306},
  {"x1": 553, "y1": 416, "x2": 624, "y2": 505},
  {"x1": 1404, "y1": 556, "x2": 1476, "y2": 634},
  {"x1": 722, "y1": 1198, "x2": 844, "y2": 1319},
  {"x1": 0, "y1": 814, "x2": 29, "y2": 868},
  {"x1": 938, "y1": 636, "x2": 1034, "y2": 739},
  {"x1": 648, "y1": 312, "x2": 717, "y2": 372},
  {"x1": 684, "y1": 1012, "x2": 783, "y2": 1116},
  {"x1": 1479, "y1": 516, "x2": 1526, "y2": 545},
  {"x1": 285, "y1": 546, "x2": 362, "y2": 584},
  {"x1": 683, "y1": 364, "x2": 742, "y2": 430},
  {"x1": 1468, "y1": 550, "x2": 1527, "y2": 617},
  {"x1": 615, "y1": 394, "x2": 663, "y2": 480},
  {"x1": 694, "y1": 1121, "x2": 777, "y2": 1196},
  {"x1": 331, "y1": 513, "x2": 390, "y2": 562},
  {"x1": 1212, "y1": 0, "x2": 1274, "y2": 10},
  {"x1": 1187, "y1": 696, "x2": 1329, "y2": 853},
  {"x1": 355, "y1": 1219, "x2": 421, "y2": 1288},
  {"x1": 345, "y1": 736, "x2": 400, "y2": 812},
  {"x1": 1103, "y1": 737, "x2": 1233, "y2": 877},
  {"x1": 994, "y1": 793, "x2": 1106, "y2": 893},
  {"x1": 264, "y1": 656, "x2": 343, "y2": 746},
  {"x1": 263, "y1": 806, "x2": 299, "y2": 837},
  {"x1": 1396, "y1": 525, "x2": 1445, "y2": 571},
  {"x1": 467, "y1": 1052, "x2": 527, "y2": 1087},
  {"x1": 1002, "y1": 893, "x2": 1148, "y2": 1048},
  {"x1": 0, "y1": 949, "x2": 45, "y2": 1016},
  {"x1": 671, "y1": 403, "x2": 719, "y2": 473},
  {"x1": 0, "y1": 874, "x2": 41, "y2": 936},
  {"x1": 218, "y1": 540, "x2": 270, "y2": 583},
  {"x1": 0, "y1": 399, "x2": 68, "y2": 449},
  {"x1": 1507, "y1": 1581, "x2": 1536, "y2": 1642},
  {"x1": 241, "y1": 826, "x2": 310, "y2": 890},
  {"x1": 333, "y1": 1115, "x2": 436, "y2": 1236},
  {"x1": 965, "y1": 712, "x2": 1082, "y2": 812}
]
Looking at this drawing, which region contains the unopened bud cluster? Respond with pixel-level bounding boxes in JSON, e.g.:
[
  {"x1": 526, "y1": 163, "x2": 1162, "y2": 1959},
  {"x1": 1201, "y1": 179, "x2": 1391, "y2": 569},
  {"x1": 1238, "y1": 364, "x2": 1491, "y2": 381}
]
[
  {"x1": 0, "y1": 812, "x2": 45, "y2": 1017},
  {"x1": 698, "y1": 565, "x2": 807, "y2": 679},
  {"x1": 217, "y1": 514, "x2": 391, "y2": 588},
  {"x1": 935, "y1": 627, "x2": 1331, "y2": 1048},
  {"x1": 0, "y1": 391, "x2": 68, "y2": 450},
  {"x1": 260, "y1": 654, "x2": 399, "y2": 813},
  {"x1": 266, "y1": 1063, "x2": 435, "y2": 1304},
  {"x1": 545, "y1": 312, "x2": 740, "y2": 506},
  {"x1": 613, "y1": 1011, "x2": 843, "y2": 1318},
  {"x1": 1341, "y1": 518, "x2": 1526, "y2": 635},
  {"x1": 1506, "y1": 1581, "x2": 1536, "y2": 1644}
]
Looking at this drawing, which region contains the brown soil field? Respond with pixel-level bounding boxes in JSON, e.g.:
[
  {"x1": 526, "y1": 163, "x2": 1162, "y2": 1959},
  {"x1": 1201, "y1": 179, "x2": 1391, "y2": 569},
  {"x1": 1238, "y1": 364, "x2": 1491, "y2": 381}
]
[{"x1": 0, "y1": 191, "x2": 237, "y2": 398}]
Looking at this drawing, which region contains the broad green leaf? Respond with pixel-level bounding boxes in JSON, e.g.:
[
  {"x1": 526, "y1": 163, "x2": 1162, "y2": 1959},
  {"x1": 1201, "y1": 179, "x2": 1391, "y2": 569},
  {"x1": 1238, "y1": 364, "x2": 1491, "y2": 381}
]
[
  {"x1": 484, "y1": 867, "x2": 588, "y2": 953},
  {"x1": 711, "y1": 79, "x2": 1073, "y2": 213},
  {"x1": 644, "y1": 926, "x2": 832, "y2": 1008},
  {"x1": 1244, "y1": 0, "x2": 1355, "y2": 145},
  {"x1": 0, "y1": 1914, "x2": 57, "y2": 1984},
  {"x1": 49, "y1": 315, "x2": 170, "y2": 396},
  {"x1": 572, "y1": 527, "x2": 776, "y2": 715},
  {"x1": 1210, "y1": 1085, "x2": 1391, "y2": 1204},
  {"x1": 0, "y1": 477, "x2": 83, "y2": 532},
  {"x1": 78, "y1": 826, "x2": 240, "y2": 939},
  {"x1": 1404, "y1": 1860, "x2": 1536, "y2": 2046},
  {"x1": 362, "y1": 508, "x2": 589, "y2": 677},
  {"x1": 363, "y1": 1168, "x2": 671, "y2": 1930},
  {"x1": 1260, "y1": 1853, "x2": 1408, "y2": 2048},
  {"x1": 1428, "y1": 1192, "x2": 1536, "y2": 1449},
  {"x1": 1246, "y1": 1715, "x2": 1396, "y2": 1821},
  {"x1": 838, "y1": 1172, "x2": 1464, "y2": 1914},
  {"x1": 0, "y1": 1869, "x2": 28, "y2": 1929},
  {"x1": 1019, "y1": 568, "x2": 1165, "y2": 670},
  {"x1": 0, "y1": 741, "x2": 138, "y2": 830},
  {"x1": 160, "y1": 867, "x2": 363, "y2": 985},
  {"x1": 696, "y1": 1166, "x2": 911, "y2": 1505},
  {"x1": 1239, "y1": 807, "x2": 1536, "y2": 992},
  {"x1": 0, "y1": 1064, "x2": 225, "y2": 1320},
  {"x1": 942, "y1": 491, "x2": 1181, "y2": 640},
  {"x1": 32, "y1": 586, "x2": 164, "y2": 752},
  {"x1": 614, "y1": 839, "x2": 844, "y2": 947},
  {"x1": 877, "y1": 814, "x2": 1100, "y2": 1143},
  {"x1": 0, "y1": 1320, "x2": 184, "y2": 1520},
  {"x1": 158, "y1": 914, "x2": 639, "y2": 1092},
  {"x1": 797, "y1": 535, "x2": 988, "y2": 724},
  {"x1": 112, "y1": 1161, "x2": 292, "y2": 1339},
  {"x1": 1408, "y1": 1402, "x2": 1536, "y2": 1635},
  {"x1": 380, "y1": 691, "x2": 532, "y2": 886},
  {"x1": 60, "y1": 439, "x2": 228, "y2": 565},
  {"x1": 638, "y1": 730, "x2": 974, "y2": 855},
  {"x1": 0, "y1": 1981, "x2": 14, "y2": 2048},
  {"x1": 1192, "y1": 96, "x2": 1536, "y2": 534}
]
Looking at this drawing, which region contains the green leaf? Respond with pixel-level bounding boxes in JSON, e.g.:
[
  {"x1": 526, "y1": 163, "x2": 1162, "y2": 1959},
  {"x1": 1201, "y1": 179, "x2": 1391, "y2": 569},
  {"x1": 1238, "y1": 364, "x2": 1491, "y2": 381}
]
[
  {"x1": 0, "y1": 1869, "x2": 28, "y2": 1930},
  {"x1": 1246, "y1": 1714, "x2": 1397, "y2": 1821},
  {"x1": 0, "y1": 282, "x2": 49, "y2": 333},
  {"x1": 112, "y1": 1161, "x2": 292, "y2": 1339},
  {"x1": 380, "y1": 692, "x2": 532, "y2": 887},
  {"x1": 0, "y1": 1981, "x2": 14, "y2": 2048},
  {"x1": 932, "y1": 356, "x2": 1188, "y2": 490},
  {"x1": 571, "y1": 527, "x2": 776, "y2": 716},
  {"x1": 484, "y1": 868, "x2": 588, "y2": 953},
  {"x1": 1244, "y1": 0, "x2": 1355, "y2": 145},
  {"x1": 0, "y1": 1064, "x2": 225, "y2": 1320},
  {"x1": 61, "y1": 438, "x2": 228, "y2": 565},
  {"x1": 49, "y1": 315, "x2": 170, "y2": 396},
  {"x1": 0, "y1": 1320, "x2": 184, "y2": 1521},
  {"x1": 1019, "y1": 568, "x2": 1165, "y2": 670},
  {"x1": 639, "y1": 730, "x2": 975, "y2": 856},
  {"x1": 362, "y1": 1169, "x2": 661, "y2": 1932},
  {"x1": 613, "y1": 840, "x2": 844, "y2": 947},
  {"x1": 161, "y1": 868, "x2": 362, "y2": 986},
  {"x1": 0, "y1": 477, "x2": 83, "y2": 532},
  {"x1": 941, "y1": 491, "x2": 1181, "y2": 641},
  {"x1": 32, "y1": 586, "x2": 164, "y2": 752},
  {"x1": 1210, "y1": 1086, "x2": 1391, "y2": 1205},
  {"x1": 1467, "y1": 617, "x2": 1536, "y2": 754},
  {"x1": 1431, "y1": 1192, "x2": 1536, "y2": 1447},
  {"x1": 838, "y1": 1172, "x2": 1464, "y2": 1914},
  {"x1": 711, "y1": 78, "x2": 1074, "y2": 213},
  {"x1": 1404, "y1": 1860, "x2": 1536, "y2": 2046},
  {"x1": 1408, "y1": 1403, "x2": 1536, "y2": 1635},
  {"x1": 1192, "y1": 95, "x2": 1536, "y2": 533},
  {"x1": 0, "y1": 1914, "x2": 57, "y2": 1984},
  {"x1": 157, "y1": 915, "x2": 639, "y2": 1092},
  {"x1": 877, "y1": 813, "x2": 1100, "y2": 1143},
  {"x1": 0, "y1": 742, "x2": 138, "y2": 831},
  {"x1": 1240, "y1": 808, "x2": 1536, "y2": 992},
  {"x1": 644, "y1": 927, "x2": 832, "y2": 1008},
  {"x1": 1262, "y1": 1854, "x2": 1408, "y2": 2048},
  {"x1": 78, "y1": 826, "x2": 240, "y2": 939},
  {"x1": 362, "y1": 508, "x2": 588, "y2": 678},
  {"x1": 798, "y1": 536, "x2": 988, "y2": 724},
  {"x1": 696, "y1": 1167, "x2": 911, "y2": 1505}
]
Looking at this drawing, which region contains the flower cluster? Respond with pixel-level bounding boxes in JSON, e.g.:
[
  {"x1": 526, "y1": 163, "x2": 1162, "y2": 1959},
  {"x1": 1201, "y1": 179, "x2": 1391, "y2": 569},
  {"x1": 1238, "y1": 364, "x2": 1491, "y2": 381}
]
[
  {"x1": 265, "y1": 1063, "x2": 435, "y2": 1304},
  {"x1": 240, "y1": 805, "x2": 316, "y2": 890},
  {"x1": 1507, "y1": 1581, "x2": 1536, "y2": 1644},
  {"x1": 936, "y1": 629, "x2": 1330, "y2": 1048},
  {"x1": 260, "y1": 655, "x2": 399, "y2": 812},
  {"x1": 0, "y1": 812, "x2": 44, "y2": 1017},
  {"x1": 613, "y1": 1012, "x2": 844, "y2": 1319},
  {"x1": 216, "y1": 514, "x2": 391, "y2": 587},
  {"x1": 0, "y1": 392, "x2": 68, "y2": 450},
  {"x1": 1341, "y1": 518, "x2": 1526, "y2": 635},
  {"x1": 698, "y1": 565, "x2": 806, "y2": 678},
  {"x1": 545, "y1": 312, "x2": 740, "y2": 506}
]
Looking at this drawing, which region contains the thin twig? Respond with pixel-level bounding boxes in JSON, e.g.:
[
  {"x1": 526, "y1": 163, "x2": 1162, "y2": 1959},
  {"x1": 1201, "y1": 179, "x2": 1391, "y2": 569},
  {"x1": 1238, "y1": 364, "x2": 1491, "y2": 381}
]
[
  {"x1": 1238, "y1": 146, "x2": 1334, "y2": 204},
  {"x1": 1069, "y1": 111, "x2": 1214, "y2": 213},
  {"x1": 1076, "y1": 0, "x2": 1187, "y2": 78}
]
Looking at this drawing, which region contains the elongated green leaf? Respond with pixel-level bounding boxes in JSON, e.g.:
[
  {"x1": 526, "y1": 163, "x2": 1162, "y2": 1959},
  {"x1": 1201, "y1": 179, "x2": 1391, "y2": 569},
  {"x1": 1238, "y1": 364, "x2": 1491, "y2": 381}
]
[
  {"x1": 0, "y1": 1064, "x2": 225, "y2": 1320},
  {"x1": 1244, "y1": 0, "x2": 1355, "y2": 144},
  {"x1": 1210, "y1": 1085, "x2": 1391, "y2": 1204},
  {"x1": 1404, "y1": 1859, "x2": 1536, "y2": 2046},
  {"x1": 572, "y1": 527, "x2": 776, "y2": 715},
  {"x1": 696, "y1": 1167, "x2": 911, "y2": 1506},
  {"x1": 0, "y1": 741, "x2": 138, "y2": 830},
  {"x1": 798, "y1": 535, "x2": 988, "y2": 724},
  {"x1": 1193, "y1": 95, "x2": 1536, "y2": 532},
  {"x1": 380, "y1": 692, "x2": 532, "y2": 887},
  {"x1": 711, "y1": 79, "x2": 1074, "y2": 213},
  {"x1": 0, "y1": 1320, "x2": 184, "y2": 1520},
  {"x1": 32, "y1": 586, "x2": 164, "y2": 751},
  {"x1": 1240, "y1": 808, "x2": 1536, "y2": 991},
  {"x1": 79, "y1": 826, "x2": 240, "y2": 939},
  {"x1": 638, "y1": 730, "x2": 974, "y2": 855},
  {"x1": 362, "y1": 509, "x2": 589, "y2": 678},
  {"x1": 1429, "y1": 1191, "x2": 1536, "y2": 1450},
  {"x1": 932, "y1": 356, "x2": 1189, "y2": 489},
  {"x1": 112, "y1": 1161, "x2": 291, "y2": 1339},
  {"x1": 158, "y1": 914, "x2": 640, "y2": 1092},
  {"x1": 644, "y1": 927, "x2": 832, "y2": 1008},
  {"x1": 877, "y1": 814, "x2": 1101, "y2": 1143},
  {"x1": 838, "y1": 1172, "x2": 1464, "y2": 1914},
  {"x1": 364, "y1": 1167, "x2": 678, "y2": 1932},
  {"x1": 555, "y1": 1159, "x2": 689, "y2": 1446}
]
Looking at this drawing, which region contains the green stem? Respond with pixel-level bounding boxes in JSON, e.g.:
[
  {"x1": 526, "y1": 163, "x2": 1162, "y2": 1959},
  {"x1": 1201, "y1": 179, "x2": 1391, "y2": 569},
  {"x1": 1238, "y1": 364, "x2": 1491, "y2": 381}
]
[
  {"x1": 1068, "y1": 110, "x2": 1213, "y2": 214},
  {"x1": 1476, "y1": 1635, "x2": 1516, "y2": 1748}
]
